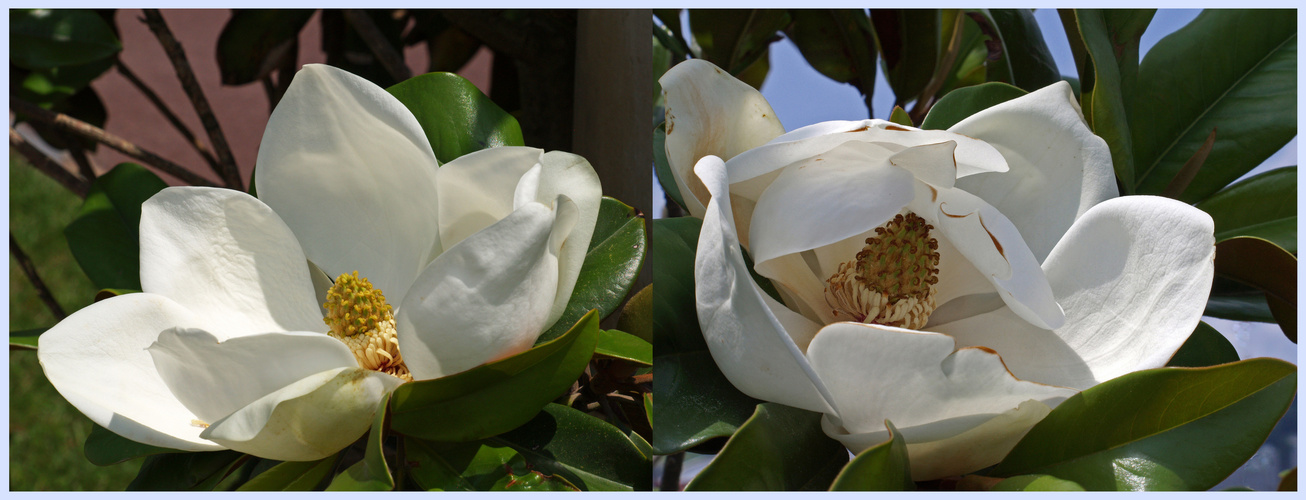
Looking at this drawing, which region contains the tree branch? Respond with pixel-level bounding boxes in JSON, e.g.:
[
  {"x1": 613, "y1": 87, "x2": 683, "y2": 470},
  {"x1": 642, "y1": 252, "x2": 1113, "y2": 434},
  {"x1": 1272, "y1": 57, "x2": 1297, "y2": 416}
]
[
  {"x1": 141, "y1": 9, "x2": 243, "y2": 190},
  {"x1": 10, "y1": 233, "x2": 67, "y2": 321},
  {"x1": 9, "y1": 128, "x2": 89, "y2": 198},
  {"x1": 342, "y1": 10, "x2": 412, "y2": 82},
  {"x1": 115, "y1": 58, "x2": 221, "y2": 173},
  {"x1": 12, "y1": 97, "x2": 218, "y2": 187}
]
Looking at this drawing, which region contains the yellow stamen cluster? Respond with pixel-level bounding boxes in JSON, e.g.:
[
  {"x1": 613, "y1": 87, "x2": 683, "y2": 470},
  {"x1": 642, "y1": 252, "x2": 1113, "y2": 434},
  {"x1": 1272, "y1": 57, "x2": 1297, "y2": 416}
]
[
  {"x1": 824, "y1": 212, "x2": 940, "y2": 330},
  {"x1": 323, "y1": 271, "x2": 412, "y2": 382}
]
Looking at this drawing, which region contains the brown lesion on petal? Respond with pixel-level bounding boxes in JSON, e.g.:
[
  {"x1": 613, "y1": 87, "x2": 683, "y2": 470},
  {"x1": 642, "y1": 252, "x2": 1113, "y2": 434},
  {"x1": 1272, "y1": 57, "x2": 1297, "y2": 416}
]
[
  {"x1": 977, "y1": 212, "x2": 1005, "y2": 259},
  {"x1": 846, "y1": 125, "x2": 871, "y2": 133},
  {"x1": 928, "y1": 184, "x2": 938, "y2": 202},
  {"x1": 884, "y1": 124, "x2": 912, "y2": 132}
]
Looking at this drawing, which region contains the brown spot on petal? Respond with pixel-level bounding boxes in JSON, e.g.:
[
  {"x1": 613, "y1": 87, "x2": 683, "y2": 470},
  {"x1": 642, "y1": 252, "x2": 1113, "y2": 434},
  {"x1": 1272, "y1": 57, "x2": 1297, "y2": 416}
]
[
  {"x1": 977, "y1": 213, "x2": 1005, "y2": 258},
  {"x1": 884, "y1": 124, "x2": 912, "y2": 132},
  {"x1": 928, "y1": 184, "x2": 938, "y2": 202},
  {"x1": 846, "y1": 125, "x2": 871, "y2": 133},
  {"x1": 939, "y1": 204, "x2": 969, "y2": 219}
]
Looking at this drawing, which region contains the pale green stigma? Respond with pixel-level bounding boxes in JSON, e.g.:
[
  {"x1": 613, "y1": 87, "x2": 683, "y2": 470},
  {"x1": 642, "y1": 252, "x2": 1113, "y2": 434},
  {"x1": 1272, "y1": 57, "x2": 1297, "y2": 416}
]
[
  {"x1": 323, "y1": 271, "x2": 412, "y2": 382},
  {"x1": 824, "y1": 212, "x2": 940, "y2": 330}
]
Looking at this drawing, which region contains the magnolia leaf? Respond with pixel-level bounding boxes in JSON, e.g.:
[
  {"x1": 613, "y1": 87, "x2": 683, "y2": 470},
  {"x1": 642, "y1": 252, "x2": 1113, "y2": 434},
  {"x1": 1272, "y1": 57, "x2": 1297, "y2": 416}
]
[
  {"x1": 919, "y1": 81, "x2": 1026, "y2": 131},
  {"x1": 686, "y1": 403, "x2": 849, "y2": 491},
  {"x1": 491, "y1": 403, "x2": 652, "y2": 491},
  {"x1": 991, "y1": 475, "x2": 1086, "y2": 491},
  {"x1": 1073, "y1": 9, "x2": 1155, "y2": 192},
  {"x1": 787, "y1": 10, "x2": 878, "y2": 113},
  {"x1": 9, "y1": 328, "x2": 45, "y2": 350},
  {"x1": 386, "y1": 72, "x2": 524, "y2": 164},
  {"x1": 326, "y1": 392, "x2": 394, "y2": 491},
  {"x1": 871, "y1": 9, "x2": 940, "y2": 107},
  {"x1": 616, "y1": 284, "x2": 653, "y2": 343},
  {"x1": 389, "y1": 310, "x2": 598, "y2": 442},
  {"x1": 1132, "y1": 9, "x2": 1297, "y2": 202},
  {"x1": 688, "y1": 10, "x2": 790, "y2": 78},
  {"x1": 64, "y1": 163, "x2": 167, "y2": 291},
  {"x1": 888, "y1": 106, "x2": 913, "y2": 127},
  {"x1": 10, "y1": 9, "x2": 121, "y2": 69},
  {"x1": 404, "y1": 439, "x2": 520, "y2": 491},
  {"x1": 654, "y1": 123, "x2": 686, "y2": 211},
  {"x1": 829, "y1": 420, "x2": 913, "y2": 491},
  {"x1": 238, "y1": 456, "x2": 336, "y2": 491},
  {"x1": 1214, "y1": 237, "x2": 1297, "y2": 341},
  {"x1": 1166, "y1": 322, "x2": 1239, "y2": 368},
  {"x1": 537, "y1": 196, "x2": 647, "y2": 343},
  {"x1": 1195, "y1": 166, "x2": 1296, "y2": 253},
  {"x1": 216, "y1": 10, "x2": 314, "y2": 85},
  {"x1": 993, "y1": 358, "x2": 1297, "y2": 490},
  {"x1": 84, "y1": 424, "x2": 185, "y2": 466},
  {"x1": 127, "y1": 450, "x2": 246, "y2": 491},
  {"x1": 596, "y1": 329, "x2": 652, "y2": 366}
]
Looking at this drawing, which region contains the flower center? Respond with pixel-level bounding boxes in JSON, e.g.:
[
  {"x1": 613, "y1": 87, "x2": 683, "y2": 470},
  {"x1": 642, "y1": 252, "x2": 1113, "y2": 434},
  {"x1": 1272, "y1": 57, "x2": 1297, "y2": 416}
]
[
  {"x1": 323, "y1": 271, "x2": 412, "y2": 382},
  {"x1": 824, "y1": 212, "x2": 940, "y2": 330}
]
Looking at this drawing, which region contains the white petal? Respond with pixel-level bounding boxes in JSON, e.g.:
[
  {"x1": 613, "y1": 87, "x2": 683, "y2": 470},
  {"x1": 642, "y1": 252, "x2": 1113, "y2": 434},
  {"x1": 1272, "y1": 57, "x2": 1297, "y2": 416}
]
[
  {"x1": 437, "y1": 146, "x2": 543, "y2": 249},
  {"x1": 139, "y1": 187, "x2": 324, "y2": 338},
  {"x1": 255, "y1": 63, "x2": 442, "y2": 302},
  {"x1": 660, "y1": 59, "x2": 785, "y2": 217},
  {"x1": 201, "y1": 367, "x2": 403, "y2": 461},
  {"x1": 396, "y1": 198, "x2": 576, "y2": 379},
  {"x1": 951, "y1": 81, "x2": 1117, "y2": 262},
  {"x1": 888, "y1": 141, "x2": 958, "y2": 189},
  {"x1": 806, "y1": 322, "x2": 1076, "y2": 479},
  {"x1": 527, "y1": 151, "x2": 603, "y2": 330},
  {"x1": 920, "y1": 185, "x2": 1064, "y2": 330},
  {"x1": 148, "y1": 328, "x2": 358, "y2": 424},
  {"x1": 36, "y1": 293, "x2": 223, "y2": 451},
  {"x1": 726, "y1": 119, "x2": 1007, "y2": 186},
  {"x1": 694, "y1": 155, "x2": 836, "y2": 414},
  {"x1": 934, "y1": 196, "x2": 1216, "y2": 389},
  {"x1": 748, "y1": 141, "x2": 916, "y2": 266}
]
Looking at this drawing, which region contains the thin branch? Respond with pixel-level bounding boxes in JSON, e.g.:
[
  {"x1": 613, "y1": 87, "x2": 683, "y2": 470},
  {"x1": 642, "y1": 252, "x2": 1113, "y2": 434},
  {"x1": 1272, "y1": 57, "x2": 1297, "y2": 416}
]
[
  {"x1": 342, "y1": 10, "x2": 412, "y2": 82},
  {"x1": 67, "y1": 143, "x2": 97, "y2": 181},
  {"x1": 141, "y1": 9, "x2": 243, "y2": 190},
  {"x1": 659, "y1": 452, "x2": 684, "y2": 491},
  {"x1": 10, "y1": 234, "x2": 67, "y2": 321},
  {"x1": 9, "y1": 128, "x2": 89, "y2": 197},
  {"x1": 115, "y1": 58, "x2": 221, "y2": 173},
  {"x1": 12, "y1": 97, "x2": 218, "y2": 187}
]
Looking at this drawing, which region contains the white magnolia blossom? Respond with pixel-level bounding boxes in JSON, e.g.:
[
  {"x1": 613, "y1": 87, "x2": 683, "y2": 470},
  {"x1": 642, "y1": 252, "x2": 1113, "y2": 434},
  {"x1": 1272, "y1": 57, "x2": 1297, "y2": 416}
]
[
  {"x1": 37, "y1": 64, "x2": 601, "y2": 462},
  {"x1": 662, "y1": 59, "x2": 1215, "y2": 480}
]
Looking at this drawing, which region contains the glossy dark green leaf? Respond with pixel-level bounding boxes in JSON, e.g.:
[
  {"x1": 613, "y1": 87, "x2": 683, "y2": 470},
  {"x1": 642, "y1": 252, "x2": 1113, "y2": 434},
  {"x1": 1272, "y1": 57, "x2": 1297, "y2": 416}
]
[
  {"x1": 596, "y1": 329, "x2": 652, "y2": 365},
  {"x1": 871, "y1": 9, "x2": 939, "y2": 107},
  {"x1": 327, "y1": 392, "x2": 393, "y2": 491},
  {"x1": 10, "y1": 9, "x2": 121, "y2": 69},
  {"x1": 1132, "y1": 10, "x2": 1296, "y2": 202},
  {"x1": 981, "y1": 9, "x2": 1060, "y2": 92},
  {"x1": 919, "y1": 81, "x2": 1026, "y2": 131},
  {"x1": 888, "y1": 106, "x2": 913, "y2": 127},
  {"x1": 1204, "y1": 291, "x2": 1275, "y2": 323},
  {"x1": 537, "y1": 196, "x2": 647, "y2": 343},
  {"x1": 386, "y1": 72, "x2": 524, "y2": 164},
  {"x1": 653, "y1": 123, "x2": 686, "y2": 211},
  {"x1": 64, "y1": 163, "x2": 168, "y2": 291},
  {"x1": 688, "y1": 10, "x2": 790, "y2": 77},
  {"x1": 829, "y1": 420, "x2": 913, "y2": 491},
  {"x1": 1279, "y1": 467, "x2": 1297, "y2": 491},
  {"x1": 653, "y1": 9, "x2": 690, "y2": 59},
  {"x1": 128, "y1": 450, "x2": 246, "y2": 491},
  {"x1": 1073, "y1": 9, "x2": 1155, "y2": 192},
  {"x1": 991, "y1": 475, "x2": 1086, "y2": 491},
  {"x1": 404, "y1": 439, "x2": 519, "y2": 491},
  {"x1": 1165, "y1": 322, "x2": 1239, "y2": 368},
  {"x1": 390, "y1": 310, "x2": 598, "y2": 442},
  {"x1": 1195, "y1": 167, "x2": 1296, "y2": 253},
  {"x1": 933, "y1": 9, "x2": 989, "y2": 100},
  {"x1": 238, "y1": 456, "x2": 336, "y2": 491},
  {"x1": 14, "y1": 56, "x2": 115, "y2": 109},
  {"x1": 787, "y1": 10, "x2": 878, "y2": 114},
  {"x1": 651, "y1": 217, "x2": 762, "y2": 454},
  {"x1": 84, "y1": 424, "x2": 184, "y2": 466},
  {"x1": 1214, "y1": 237, "x2": 1297, "y2": 341},
  {"x1": 616, "y1": 284, "x2": 652, "y2": 343},
  {"x1": 993, "y1": 358, "x2": 1298, "y2": 490},
  {"x1": 492, "y1": 403, "x2": 652, "y2": 491},
  {"x1": 687, "y1": 403, "x2": 849, "y2": 491},
  {"x1": 216, "y1": 10, "x2": 315, "y2": 85},
  {"x1": 492, "y1": 469, "x2": 580, "y2": 491},
  {"x1": 9, "y1": 327, "x2": 45, "y2": 350}
]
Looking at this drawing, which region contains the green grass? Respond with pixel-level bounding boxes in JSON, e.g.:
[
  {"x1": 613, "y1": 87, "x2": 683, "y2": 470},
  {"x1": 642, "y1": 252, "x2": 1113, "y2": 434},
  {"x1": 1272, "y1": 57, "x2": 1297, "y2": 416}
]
[{"x1": 9, "y1": 152, "x2": 144, "y2": 490}]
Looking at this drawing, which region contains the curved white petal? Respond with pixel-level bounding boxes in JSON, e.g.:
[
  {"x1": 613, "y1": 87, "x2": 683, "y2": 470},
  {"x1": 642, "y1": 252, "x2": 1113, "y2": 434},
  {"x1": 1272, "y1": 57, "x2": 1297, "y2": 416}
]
[
  {"x1": 140, "y1": 187, "x2": 324, "y2": 338},
  {"x1": 396, "y1": 198, "x2": 576, "y2": 379},
  {"x1": 951, "y1": 81, "x2": 1117, "y2": 262},
  {"x1": 36, "y1": 293, "x2": 223, "y2": 451},
  {"x1": 526, "y1": 151, "x2": 603, "y2": 329},
  {"x1": 726, "y1": 119, "x2": 1008, "y2": 186},
  {"x1": 806, "y1": 322, "x2": 1076, "y2": 479},
  {"x1": 660, "y1": 59, "x2": 785, "y2": 217},
  {"x1": 934, "y1": 196, "x2": 1216, "y2": 389},
  {"x1": 255, "y1": 63, "x2": 442, "y2": 302},
  {"x1": 748, "y1": 141, "x2": 916, "y2": 266},
  {"x1": 147, "y1": 328, "x2": 358, "y2": 424},
  {"x1": 201, "y1": 367, "x2": 403, "y2": 462},
  {"x1": 919, "y1": 184, "x2": 1064, "y2": 330},
  {"x1": 888, "y1": 141, "x2": 959, "y2": 189},
  {"x1": 694, "y1": 155, "x2": 836, "y2": 414},
  {"x1": 437, "y1": 146, "x2": 543, "y2": 249}
]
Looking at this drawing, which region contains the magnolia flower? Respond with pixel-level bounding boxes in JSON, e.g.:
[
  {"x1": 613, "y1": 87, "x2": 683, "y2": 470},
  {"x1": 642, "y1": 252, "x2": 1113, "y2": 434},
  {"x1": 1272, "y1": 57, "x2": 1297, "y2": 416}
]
[
  {"x1": 37, "y1": 64, "x2": 601, "y2": 462},
  {"x1": 662, "y1": 60, "x2": 1215, "y2": 480}
]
